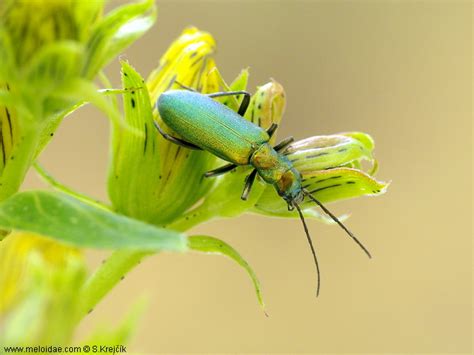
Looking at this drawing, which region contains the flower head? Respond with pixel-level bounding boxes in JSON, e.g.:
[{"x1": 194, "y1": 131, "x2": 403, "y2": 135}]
[{"x1": 0, "y1": 0, "x2": 156, "y2": 200}]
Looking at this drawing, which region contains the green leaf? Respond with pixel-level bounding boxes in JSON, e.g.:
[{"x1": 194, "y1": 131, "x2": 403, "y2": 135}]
[
  {"x1": 188, "y1": 235, "x2": 266, "y2": 314},
  {"x1": 0, "y1": 190, "x2": 187, "y2": 252}
]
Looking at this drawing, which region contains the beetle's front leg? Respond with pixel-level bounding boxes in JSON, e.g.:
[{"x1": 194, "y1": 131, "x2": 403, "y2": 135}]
[{"x1": 241, "y1": 169, "x2": 258, "y2": 200}]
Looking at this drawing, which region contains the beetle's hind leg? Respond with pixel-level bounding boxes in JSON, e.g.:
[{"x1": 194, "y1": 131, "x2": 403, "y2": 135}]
[
  {"x1": 241, "y1": 169, "x2": 258, "y2": 200},
  {"x1": 204, "y1": 163, "x2": 237, "y2": 177},
  {"x1": 274, "y1": 136, "x2": 295, "y2": 152},
  {"x1": 207, "y1": 91, "x2": 251, "y2": 116},
  {"x1": 153, "y1": 120, "x2": 202, "y2": 150}
]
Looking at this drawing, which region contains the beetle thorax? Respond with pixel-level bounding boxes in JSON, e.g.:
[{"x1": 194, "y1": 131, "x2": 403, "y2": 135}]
[
  {"x1": 250, "y1": 143, "x2": 303, "y2": 204},
  {"x1": 250, "y1": 143, "x2": 286, "y2": 183}
]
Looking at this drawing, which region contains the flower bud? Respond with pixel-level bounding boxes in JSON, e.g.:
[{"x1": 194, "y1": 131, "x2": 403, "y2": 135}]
[{"x1": 253, "y1": 132, "x2": 388, "y2": 216}]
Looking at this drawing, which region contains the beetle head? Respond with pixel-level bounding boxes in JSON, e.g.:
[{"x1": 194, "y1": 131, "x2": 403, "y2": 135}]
[{"x1": 276, "y1": 168, "x2": 304, "y2": 207}]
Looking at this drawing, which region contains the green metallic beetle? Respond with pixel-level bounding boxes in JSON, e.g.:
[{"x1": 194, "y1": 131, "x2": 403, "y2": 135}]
[{"x1": 154, "y1": 87, "x2": 371, "y2": 296}]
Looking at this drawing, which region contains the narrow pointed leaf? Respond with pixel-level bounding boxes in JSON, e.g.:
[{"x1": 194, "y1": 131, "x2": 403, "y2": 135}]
[{"x1": 188, "y1": 235, "x2": 265, "y2": 312}]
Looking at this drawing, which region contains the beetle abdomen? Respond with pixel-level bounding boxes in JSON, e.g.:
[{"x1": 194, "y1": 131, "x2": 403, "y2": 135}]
[{"x1": 157, "y1": 90, "x2": 269, "y2": 165}]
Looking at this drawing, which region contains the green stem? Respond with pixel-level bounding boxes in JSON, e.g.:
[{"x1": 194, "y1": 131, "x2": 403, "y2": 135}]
[
  {"x1": 80, "y1": 250, "x2": 149, "y2": 317},
  {"x1": 79, "y1": 204, "x2": 217, "y2": 319},
  {"x1": 0, "y1": 123, "x2": 40, "y2": 201}
]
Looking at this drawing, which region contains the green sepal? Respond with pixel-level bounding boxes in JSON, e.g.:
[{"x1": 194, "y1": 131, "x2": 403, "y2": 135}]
[
  {"x1": 188, "y1": 235, "x2": 265, "y2": 313},
  {"x1": 0, "y1": 190, "x2": 187, "y2": 252},
  {"x1": 209, "y1": 67, "x2": 249, "y2": 109},
  {"x1": 250, "y1": 205, "x2": 350, "y2": 224},
  {"x1": 82, "y1": 0, "x2": 156, "y2": 79},
  {"x1": 255, "y1": 167, "x2": 389, "y2": 214},
  {"x1": 0, "y1": 29, "x2": 15, "y2": 82},
  {"x1": 23, "y1": 41, "x2": 83, "y2": 103},
  {"x1": 247, "y1": 80, "x2": 286, "y2": 144},
  {"x1": 108, "y1": 61, "x2": 163, "y2": 223},
  {"x1": 283, "y1": 132, "x2": 375, "y2": 173},
  {"x1": 142, "y1": 28, "x2": 221, "y2": 225}
]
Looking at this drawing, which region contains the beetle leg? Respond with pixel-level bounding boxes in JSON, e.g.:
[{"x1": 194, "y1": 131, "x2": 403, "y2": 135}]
[
  {"x1": 274, "y1": 136, "x2": 295, "y2": 152},
  {"x1": 204, "y1": 163, "x2": 237, "y2": 178},
  {"x1": 266, "y1": 123, "x2": 279, "y2": 139},
  {"x1": 174, "y1": 81, "x2": 197, "y2": 92},
  {"x1": 207, "y1": 90, "x2": 251, "y2": 116},
  {"x1": 153, "y1": 120, "x2": 203, "y2": 150},
  {"x1": 241, "y1": 169, "x2": 258, "y2": 200}
]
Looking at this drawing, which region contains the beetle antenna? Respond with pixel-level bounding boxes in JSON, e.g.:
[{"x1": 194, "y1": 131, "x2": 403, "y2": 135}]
[
  {"x1": 294, "y1": 203, "x2": 320, "y2": 297},
  {"x1": 303, "y1": 189, "x2": 372, "y2": 258}
]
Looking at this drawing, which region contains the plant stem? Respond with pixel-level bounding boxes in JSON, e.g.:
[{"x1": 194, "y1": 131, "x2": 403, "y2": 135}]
[
  {"x1": 0, "y1": 123, "x2": 40, "y2": 201},
  {"x1": 80, "y1": 250, "x2": 149, "y2": 317},
  {"x1": 79, "y1": 204, "x2": 216, "y2": 319}
]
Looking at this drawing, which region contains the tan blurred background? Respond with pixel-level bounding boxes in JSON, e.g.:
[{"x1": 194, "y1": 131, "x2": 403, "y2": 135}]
[{"x1": 23, "y1": 0, "x2": 472, "y2": 353}]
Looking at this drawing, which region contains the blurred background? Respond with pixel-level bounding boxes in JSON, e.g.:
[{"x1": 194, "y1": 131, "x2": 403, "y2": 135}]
[{"x1": 23, "y1": 0, "x2": 471, "y2": 353}]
